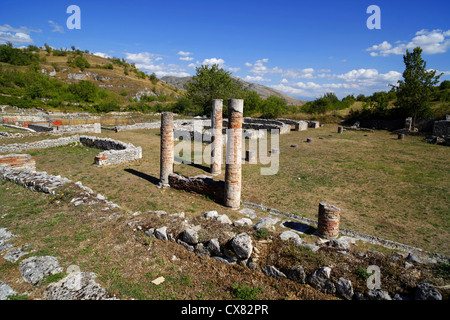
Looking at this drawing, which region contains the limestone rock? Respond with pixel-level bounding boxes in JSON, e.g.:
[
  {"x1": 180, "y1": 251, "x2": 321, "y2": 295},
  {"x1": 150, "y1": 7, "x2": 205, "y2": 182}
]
[
  {"x1": 254, "y1": 217, "x2": 280, "y2": 231},
  {"x1": 279, "y1": 231, "x2": 302, "y2": 245},
  {"x1": 366, "y1": 289, "x2": 392, "y2": 300},
  {"x1": 20, "y1": 256, "x2": 64, "y2": 286},
  {"x1": 239, "y1": 208, "x2": 257, "y2": 219},
  {"x1": 155, "y1": 226, "x2": 168, "y2": 241},
  {"x1": 45, "y1": 272, "x2": 116, "y2": 300},
  {"x1": 286, "y1": 265, "x2": 306, "y2": 284},
  {"x1": 207, "y1": 238, "x2": 222, "y2": 256},
  {"x1": 230, "y1": 233, "x2": 253, "y2": 259},
  {"x1": 336, "y1": 277, "x2": 353, "y2": 300},
  {"x1": 307, "y1": 267, "x2": 336, "y2": 294},
  {"x1": 233, "y1": 218, "x2": 253, "y2": 227},
  {"x1": 415, "y1": 283, "x2": 442, "y2": 300},
  {"x1": 0, "y1": 280, "x2": 17, "y2": 300},
  {"x1": 217, "y1": 214, "x2": 232, "y2": 225},
  {"x1": 263, "y1": 265, "x2": 286, "y2": 280},
  {"x1": 203, "y1": 210, "x2": 219, "y2": 220},
  {"x1": 181, "y1": 228, "x2": 199, "y2": 245}
]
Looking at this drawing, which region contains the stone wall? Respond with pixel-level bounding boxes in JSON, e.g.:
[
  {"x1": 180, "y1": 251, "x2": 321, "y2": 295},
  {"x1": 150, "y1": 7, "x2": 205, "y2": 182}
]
[
  {"x1": 0, "y1": 154, "x2": 35, "y2": 171},
  {"x1": 168, "y1": 173, "x2": 225, "y2": 203},
  {"x1": 0, "y1": 166, "x2": 72, "y2": 194},
  {"x1": 0, "y1": 135, "x2": 79, "y2": 153},
  {"x1": 432, "y1": 120, "x2": 450, "y2": 138},
  {"x1": 78, "y1": 136, "x2": 142, "y2": 166},
  {"x1": 0, "y1": 135, "x2": 142, "y2": 167},
  {"x1": 29, "y1": 123, "x2": 101, "y2": 134}
]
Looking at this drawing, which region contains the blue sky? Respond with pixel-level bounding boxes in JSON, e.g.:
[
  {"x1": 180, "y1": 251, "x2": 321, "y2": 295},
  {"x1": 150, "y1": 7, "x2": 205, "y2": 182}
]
[{"x1": 1, "y1": 0, "x2": 449, "y2": 100}]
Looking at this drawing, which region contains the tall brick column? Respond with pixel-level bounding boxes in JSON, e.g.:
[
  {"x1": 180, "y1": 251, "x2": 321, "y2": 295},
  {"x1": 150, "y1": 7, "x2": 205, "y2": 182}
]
[
  {"x1": 224, "y1": 99, "x2": 244, "y2": 209},
  {"x1": 210, "y1": 99, "x2": 223, "y2": 176},
  {"x1": 317, "y1": 202, "x2": 341, "y2": 239},
  {"x1": 159, "y1": 112, "x2": 174, "y2": 188}
]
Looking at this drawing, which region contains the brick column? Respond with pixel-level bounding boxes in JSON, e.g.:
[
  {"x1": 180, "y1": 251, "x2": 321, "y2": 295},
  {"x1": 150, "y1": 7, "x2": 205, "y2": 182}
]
[
  {"x1": 210, "y1": 99, "x2": 223, "y2": 176},
  {"x1": 317, "y1": 202, "x2": 341, "y2": 239},
  {"x1": 159, "y1": 112, "x2": 174, "y2": 188},
  {"x1": 224, "y1": 99, "x2": 244, "y2": 209}
]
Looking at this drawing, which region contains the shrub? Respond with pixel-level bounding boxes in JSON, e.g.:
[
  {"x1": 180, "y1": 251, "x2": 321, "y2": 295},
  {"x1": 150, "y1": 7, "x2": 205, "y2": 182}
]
[
  {"x1": 69, "y1": 80, "x2": 98, "y2": 102},
  {"x1": 230, "y1": 282, "x2": 263, "y2": 300},
  {"x1": 254, "y1": 227, "x2": 270, "y2": 240},
  {"x1": 69, "y1": 55, "x2": 90, "y2": 71}
]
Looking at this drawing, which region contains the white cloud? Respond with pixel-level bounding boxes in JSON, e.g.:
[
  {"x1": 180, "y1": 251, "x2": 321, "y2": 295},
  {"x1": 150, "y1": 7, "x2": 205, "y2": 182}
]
[
  {"x1": 245, "y1": 75, "x2": 271, "y2": 82},
  {"x1": 228, "y1": 67, "x2": 241, "y2": 73},
  {"x1": 280, "y1": 78, "x2": 289, "y2": 84},
  {"x1": 93, "y1": 52, "x2": 111, "y2": 59},
  {"x1": 245, "y1": 62, "x2": 252, "y2": 67},
  {"x1": 177, "y1": 51, "x2": 193, "y2": 56},
  {"x1": 367, "y1": 29, "x2": 450, "y2": 56},
  {"x1": 0, "y1": 24, "x2": 41, "y2": 44},
  {"x1": 179, "y1": 56, "x2": 194, "y2": 61},
  {"x1": 48, "y1": 20, "x2": 64, "y2": 33},
  {"x1": 0, "y1": 31, "x2": 33, "y2": 44},
  {"x1": 201, "y1": 58, "x2": 225, "y2": 67},
  {"x1": 0, "y1": 24, "x2": 41, "y2": 34},
  {"x1": 125, "y1": 52, "x2": 190, "y2": 77}
]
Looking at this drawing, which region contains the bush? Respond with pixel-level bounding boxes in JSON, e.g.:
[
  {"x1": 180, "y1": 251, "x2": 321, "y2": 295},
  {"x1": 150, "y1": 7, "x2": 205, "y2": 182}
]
[
  {"x1": 69, "y1": 80, "x2": 98, "y2": 102},
  {"x1": 0, "y1": 43, "x2": 39, "y2": 66},
  {"x1": 230, "y1": 282, "x2": 263, "y2": 300},
  {"x1": 261, "y1": 95, "x2": 287, "y2": 119},
  {"x1": 69, "y1": 55, "x2": 90, "y2": 71}
]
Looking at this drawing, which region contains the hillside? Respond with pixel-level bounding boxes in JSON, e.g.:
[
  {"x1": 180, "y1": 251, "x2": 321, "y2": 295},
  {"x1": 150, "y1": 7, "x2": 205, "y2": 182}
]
[
  {"x1": 161, "y1": 75, "x2": 306, "y2": 106},
  {"x1": 37, "y1": 51, "x2": 181, "y2": 102}
]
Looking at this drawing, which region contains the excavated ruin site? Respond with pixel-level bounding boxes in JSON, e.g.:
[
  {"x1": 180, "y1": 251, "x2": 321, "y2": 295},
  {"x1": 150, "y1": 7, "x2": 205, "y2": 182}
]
[{"x1": 0, "y1": 101, "x2": 449, "y2": 301}]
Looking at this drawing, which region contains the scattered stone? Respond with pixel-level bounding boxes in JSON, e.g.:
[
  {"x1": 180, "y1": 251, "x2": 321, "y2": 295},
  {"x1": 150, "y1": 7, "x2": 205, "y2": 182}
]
[
  {"x1": 3, "y1": 247, "x2": 27, "y2": 263},
  {"x1": 239, "y1": 208, "x2": 257, "y2": 219},
  {"x1": 415, "y1": 283, "x2": 442, "y2": 300},
  {"x1": 329, "y1": 238, "x2": 350, "y2": 250},
  {"x1": 306, "y1": 138, "x2": 313, "y2": 143},
  {"x1": 366, "y1": 289, "x2": 392, "y2": 300},
  {"x1": 254, "y1": 217, "x2": 280, "y2": 231},
  {"x1": 263, "y1": 265, "x2": 286, "y2": 280},
  {"x1": 151, "y1": 276, "x2": 165, "y2": 285},
  {"x1": 0, "y1": 280, "x2": 17, "y2": 300},
  {"x1": 169, "y1": 212, "x2": 185, "y2": 219},
  {"x1": 300, "y1": 243, "x2": 320, "y2": 252},
  {"x1": 177, "y1": 239, "x2": 194, "y2": 252},
  {"x1": 207, "y1": 239, "x2": 222, "y2": 256},
  {"x1": 155, "y1": 226, "x2": 168, "y2": 241},
  {"x1": 336, "y1": 277, "x2": 353, "y2": 300},
  {"x1": 20, "y1": 256, "x2": 64, "y2": 287},
  {"x1": 279, "y1": 231, "x2": 302, "y2": 245},
  {"x1": 216, "y1": 214, "x2": 232, "y2": 225},
  {"x1": 203, "y1": 210, "x2": 219, "y2": 219},
  {"x1": 144, "y1": 228, "x2": 155, "y2": 238},
  {"x1": 194, "y1": 243, "x2": 210, "y2": 257},
  {"x1": 286, "y1": 265, "x2": 306, "y2": 284},
  {"x1": 233, "y1": 218, "x2": 253, "y2": 227},
  {"x1": 307, "y1": 267, "x2": 336, "y2": 294},
  {"x1": 212, "y1": 256, "x2": 236, "y2": 266},
  {"x1": 181, "y1": 228, "x2": 199, "y2": 245},
  {"x1": 230, "y1": 233, "x2": 253, "y2": 259},
  {"x1": 45, "y1": 272, "x2": 116, "y2": 300},
  {"x1": 290, "y1": 144, "x2": 298, "y2": 148}
]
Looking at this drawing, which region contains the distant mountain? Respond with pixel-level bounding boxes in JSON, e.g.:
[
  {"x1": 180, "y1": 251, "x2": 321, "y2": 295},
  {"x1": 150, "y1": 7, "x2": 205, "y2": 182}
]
[{"x1": 160, "y1": 76, "x2": 306, "y2": 106}]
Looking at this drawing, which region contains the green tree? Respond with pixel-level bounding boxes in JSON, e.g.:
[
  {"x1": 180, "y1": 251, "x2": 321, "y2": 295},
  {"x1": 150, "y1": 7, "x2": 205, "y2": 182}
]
[
  {"x1": 185, "y1": 64, "x2": 245, "y2": 115},
  {"x1": 69, "y1": 80, "x2": 98, "y2": 102},
  {"x1": 44, "y1": 43, "x2": 52, "y2": 55},
  {"x1": 261, "y1": 95, "x2": 287, "y2": 119},
  {"x1": 394, "y1": 47, "x2": 442, "y2": 125}
]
